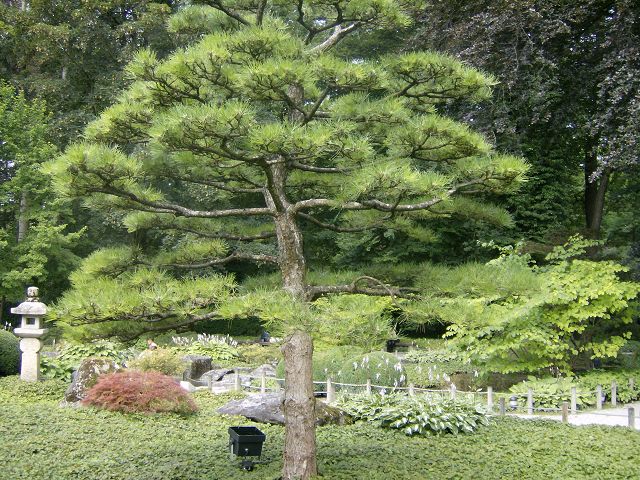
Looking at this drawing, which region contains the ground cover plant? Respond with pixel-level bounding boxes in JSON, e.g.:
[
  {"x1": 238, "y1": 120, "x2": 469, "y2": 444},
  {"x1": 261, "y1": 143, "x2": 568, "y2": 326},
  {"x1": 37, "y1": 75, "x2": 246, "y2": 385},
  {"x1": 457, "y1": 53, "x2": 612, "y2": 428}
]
[{"x1": 1, "y1": 376, "x2": 640, "y2": 479}]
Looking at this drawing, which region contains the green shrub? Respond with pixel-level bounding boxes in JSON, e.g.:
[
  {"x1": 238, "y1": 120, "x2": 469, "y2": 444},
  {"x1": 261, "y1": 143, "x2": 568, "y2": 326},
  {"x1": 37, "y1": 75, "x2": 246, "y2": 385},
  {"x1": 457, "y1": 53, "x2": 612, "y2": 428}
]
[
  {"x1": 338, "y1": 351, "x2": 406, "y2": 389},
  {"x1": 0, "y1": 330, "x2": 19, "y2": 376},
  {"x1": 83, "y1": 370, "x2": 198, "y2": 414},
  {"x1": 576, "y1": 369, "x2": 640, "y2": 404},
  {"x1": 339, "y1": 393, "x2": 490, "y2": 436},
  {"x1": 616, "y1": 341, "x2": 640, "y2": 368},
  {"x1": 59, "y1": 340, "x2": 135, "y2": 364},
  {"x1": 507, "y1": 370, "x2": 640, "y2": 409},
  {"x1": 128, "y1": 348, "x2": 186, "y2": 376},
  {"x1": 275, "y1": 345, "x2": 366, "y2": 390},
  {"x1": 172, "y1": 334, "x2": 239, "y2": 363},
  {"x1": 238, "y1": 343, "x2": 281, "y2": 366},
  {"x1": 508, "y1": 376, "x2": 591, "y2": 409},
  {"x1": 41, "y1": 356, "x2": 76, "y2": 382}
]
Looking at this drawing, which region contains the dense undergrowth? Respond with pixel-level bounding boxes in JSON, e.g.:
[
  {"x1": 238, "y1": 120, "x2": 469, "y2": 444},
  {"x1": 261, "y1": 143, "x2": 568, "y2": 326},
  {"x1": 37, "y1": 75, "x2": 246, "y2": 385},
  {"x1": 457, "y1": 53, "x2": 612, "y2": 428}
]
[{"x1": 1, "y1": 376, "x2": 639, "y2": 479}]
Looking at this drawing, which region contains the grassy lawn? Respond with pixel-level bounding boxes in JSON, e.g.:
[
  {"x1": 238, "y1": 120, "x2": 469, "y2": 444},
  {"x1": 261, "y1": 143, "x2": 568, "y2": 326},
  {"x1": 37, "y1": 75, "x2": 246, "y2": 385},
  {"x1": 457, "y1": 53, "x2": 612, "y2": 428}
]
[{"x1": 1, "y1": 376, "x2": 639, "y2": 480}]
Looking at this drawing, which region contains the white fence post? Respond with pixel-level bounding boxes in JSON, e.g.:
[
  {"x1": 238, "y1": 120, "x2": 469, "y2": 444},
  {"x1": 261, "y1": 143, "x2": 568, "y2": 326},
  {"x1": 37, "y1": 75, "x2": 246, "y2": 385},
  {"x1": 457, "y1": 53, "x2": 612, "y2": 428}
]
[
  {"x1": 487, "y1": 386, "x2": 493, "y2": 412},
  {"x1": 326, "y1": 377, "x2": 336, "y2": 404},
  {"x1": 596, "y1": 385, "x2": 603, "y2": 410},
  {"x1": 527, "y1": 389, "x2": 533, "y2": 415}
]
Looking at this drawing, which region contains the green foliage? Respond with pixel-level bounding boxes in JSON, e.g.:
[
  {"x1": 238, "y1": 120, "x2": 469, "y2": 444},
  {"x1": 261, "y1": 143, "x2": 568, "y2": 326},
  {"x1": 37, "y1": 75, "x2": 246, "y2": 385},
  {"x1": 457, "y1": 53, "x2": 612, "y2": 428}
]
[
  {"x1": 83, "y1": 370, "x2": 197, "y2": 415},
  {"x1": 0, "y1": 376, "x2": 67, "y2": 403},
  {"x1": 0, "y1": 330, "x2": 20, "y2": 376},
  {"x1": 172, "y1": 334, "x2": 239, "y2": 363},
  {"x1": 46, "y1": 0, "x2": 527, "y2": 344},
  {"x1": 58, "y1": 340, "x2": 135, "y2": 364},
  {"x1": 442, "y1": 236, "x2": 640, "y2": 373},
  {"x1": 0, "y1": 82, "x2": 81, "y2": 302},
  {"x1": 508, "y1": 370, "x2": 640, "y2": 409},
  {"x1": 402, "y1": 348, "x2": 471, "y2": 387},
  {"x1": 51, "y1": 263, "x2": 236, "y2": 342},
  {"x1": 128, "y1": 349, "x2": 186, "y2": 376},
  {"x1": 237, "y1": 343, "x2": 281, "y2": 366},
  {"x1": 3, "y1": 376, "x2": 640, "y2": 479},
  {"x1": 508, "y1": 376, "x2": 591, "y2": 410},
  {"x1": 311, "y1": 294, "x2": 396, "y2": 350},
  {"x1": 339, "y1": 393, "x2": 489, "y2": 436},
  {"x1": 617, "y1": 341, "x2": 640, "y2": 369},
  {"x1": 40, "y1": 356, "x2": 76, "y2": 382},
  {"x1": 338, "y1": 351, "x2": 406, "y2": 388},
  {"x1": 576, "y1": 369, "x2": 640, "y2": 404},
  {"x1": 276, "y1": 345, "x2": 366, "y2": 388}
]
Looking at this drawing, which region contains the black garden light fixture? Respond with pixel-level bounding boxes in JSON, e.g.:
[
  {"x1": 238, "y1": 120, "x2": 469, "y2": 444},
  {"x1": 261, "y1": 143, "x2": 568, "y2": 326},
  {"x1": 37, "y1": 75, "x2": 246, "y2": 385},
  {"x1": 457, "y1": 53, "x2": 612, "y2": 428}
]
[
  {"x1": 228, "y1": 426, "x2": 267, "y2": 471},
  {"x1": 509, "y1": 395, "x2": 519, "y2": 410}
]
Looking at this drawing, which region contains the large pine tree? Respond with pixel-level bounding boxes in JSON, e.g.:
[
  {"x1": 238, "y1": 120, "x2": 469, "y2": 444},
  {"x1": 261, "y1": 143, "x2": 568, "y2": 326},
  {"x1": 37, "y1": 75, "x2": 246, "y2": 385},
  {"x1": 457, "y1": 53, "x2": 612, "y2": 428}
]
[{"x1": 47, "y1": 1, "x2": 528, "y2": 477}]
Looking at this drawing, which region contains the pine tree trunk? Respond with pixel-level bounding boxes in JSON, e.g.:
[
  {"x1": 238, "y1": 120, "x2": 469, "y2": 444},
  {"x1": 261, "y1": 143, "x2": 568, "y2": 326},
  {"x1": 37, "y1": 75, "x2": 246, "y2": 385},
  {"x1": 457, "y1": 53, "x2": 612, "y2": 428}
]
[
  {"x1": 264, "y1": 81, "x2": 318, "y2": 479},
  {"x1": 281, "y1": 329, "x2": 317, "y2": 480}
]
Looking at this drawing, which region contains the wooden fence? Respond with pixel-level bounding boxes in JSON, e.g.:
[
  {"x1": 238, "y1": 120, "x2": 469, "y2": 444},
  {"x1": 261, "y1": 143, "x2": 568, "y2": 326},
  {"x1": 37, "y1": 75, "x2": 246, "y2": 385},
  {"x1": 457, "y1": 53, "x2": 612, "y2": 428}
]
[{"x1": 211, "y1": 372, "x2": 640, "y2": 429}]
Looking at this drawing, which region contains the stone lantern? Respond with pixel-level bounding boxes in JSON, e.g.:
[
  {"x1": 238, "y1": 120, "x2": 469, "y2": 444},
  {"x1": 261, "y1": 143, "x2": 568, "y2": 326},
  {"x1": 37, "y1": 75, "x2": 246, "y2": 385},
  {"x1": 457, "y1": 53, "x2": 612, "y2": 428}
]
[{"x1": 11, "y1": 286, "x2": 48, "y2": 382}]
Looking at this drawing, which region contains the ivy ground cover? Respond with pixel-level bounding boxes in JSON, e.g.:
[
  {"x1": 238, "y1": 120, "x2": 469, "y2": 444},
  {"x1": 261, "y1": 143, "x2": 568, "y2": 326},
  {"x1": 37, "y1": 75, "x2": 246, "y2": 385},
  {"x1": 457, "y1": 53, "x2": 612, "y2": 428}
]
[{"x1": 1, "y1": 377, "x2": 639, "y2": 479}]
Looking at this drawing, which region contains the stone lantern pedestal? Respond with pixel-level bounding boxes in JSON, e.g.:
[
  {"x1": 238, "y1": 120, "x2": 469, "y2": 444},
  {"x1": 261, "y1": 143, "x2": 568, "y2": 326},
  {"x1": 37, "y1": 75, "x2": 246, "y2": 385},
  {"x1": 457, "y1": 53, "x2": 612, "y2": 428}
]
[{"x1": 11, "y1": 287, "x2": 48, "y2": 382}]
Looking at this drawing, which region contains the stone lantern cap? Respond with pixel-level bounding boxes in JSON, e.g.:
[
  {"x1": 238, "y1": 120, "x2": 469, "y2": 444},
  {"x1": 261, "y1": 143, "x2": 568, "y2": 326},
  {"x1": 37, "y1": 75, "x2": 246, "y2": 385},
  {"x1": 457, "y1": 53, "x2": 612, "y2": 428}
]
[{"x1": 12, "y1": 286, "x2": 48, "y2": 338}]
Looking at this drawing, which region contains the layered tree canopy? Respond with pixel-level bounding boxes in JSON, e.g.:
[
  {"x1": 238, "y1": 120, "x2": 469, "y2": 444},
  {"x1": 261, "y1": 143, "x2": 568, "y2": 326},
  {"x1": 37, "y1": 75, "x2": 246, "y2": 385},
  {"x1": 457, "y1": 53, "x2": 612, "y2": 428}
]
[{"x1": 47, "y1": 1, "x2": 527, "y2": 341}]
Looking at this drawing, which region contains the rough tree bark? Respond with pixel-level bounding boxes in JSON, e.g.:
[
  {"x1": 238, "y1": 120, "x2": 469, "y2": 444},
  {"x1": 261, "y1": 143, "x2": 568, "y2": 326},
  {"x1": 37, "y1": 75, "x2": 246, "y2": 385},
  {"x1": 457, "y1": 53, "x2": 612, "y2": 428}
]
[
  {"x1": 584, "y1": 145, "x2": 609, "y2": 238},
  {"x1": 281, "y1": 329, "x2": 317, "y2": 480},
  {"x1": 17, "y1": 192, "x2": 28, "y2": 242}
]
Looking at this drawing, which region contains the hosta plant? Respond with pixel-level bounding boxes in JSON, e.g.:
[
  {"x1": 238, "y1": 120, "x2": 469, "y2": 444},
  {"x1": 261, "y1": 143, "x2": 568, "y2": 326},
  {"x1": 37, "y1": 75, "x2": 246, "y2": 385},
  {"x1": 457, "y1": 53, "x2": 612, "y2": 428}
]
[
  {"x1": 172, "y1": 334, "x2": 239, "y2": 362},
  {"x1": 339, "y1": 393, "x2": 489, "y2": 436}
]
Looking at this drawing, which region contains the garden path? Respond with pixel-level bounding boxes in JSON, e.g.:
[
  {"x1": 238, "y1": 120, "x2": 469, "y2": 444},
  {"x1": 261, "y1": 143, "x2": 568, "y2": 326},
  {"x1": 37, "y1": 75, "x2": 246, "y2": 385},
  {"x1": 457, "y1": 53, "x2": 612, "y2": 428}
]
[{"x1": 514, "y1": 402, "x2": 640, "y2": 430}]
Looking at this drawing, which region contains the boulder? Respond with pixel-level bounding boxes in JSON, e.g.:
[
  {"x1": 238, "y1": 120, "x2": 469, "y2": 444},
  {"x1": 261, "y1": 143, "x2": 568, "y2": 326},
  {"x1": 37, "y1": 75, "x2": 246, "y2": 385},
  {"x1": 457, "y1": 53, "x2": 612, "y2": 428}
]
[
  {"x1": 64, "y1": 358, "x2": 119, "y2": 403},
  {"x1": 200, "y1": 368, "x2": 235, "y2": 383},
  {"x1": 181, "y1": 355, "x2": 212, "y2": 380},
  {"x1": 179, "y1": 380, "x2": 196, "y2": 393},
  {"x1": 249, "y1": 364, "x2": 276, "y2": 378},
  {"x1": 217, "y1": 393, "x2": 352, "y2": 426}
]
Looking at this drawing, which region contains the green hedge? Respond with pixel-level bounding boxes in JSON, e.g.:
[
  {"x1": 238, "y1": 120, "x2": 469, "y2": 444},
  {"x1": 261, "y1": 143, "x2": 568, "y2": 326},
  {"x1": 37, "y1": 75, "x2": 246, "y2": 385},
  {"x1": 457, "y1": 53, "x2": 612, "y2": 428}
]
[{"x1": 0, "y1": 330, "x2": 19, "y2": 376}]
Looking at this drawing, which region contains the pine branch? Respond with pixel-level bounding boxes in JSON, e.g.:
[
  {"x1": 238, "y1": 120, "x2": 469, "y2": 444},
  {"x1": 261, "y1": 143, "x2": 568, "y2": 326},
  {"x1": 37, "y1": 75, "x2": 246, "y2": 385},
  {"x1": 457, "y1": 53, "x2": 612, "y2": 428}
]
[
  {"x1": 292, "y1": 178, "x2": 490, "y2": 213},
  {"x1": 155, "y1": 251, "x2": 278, "y2": 269},
  {"x1": 297, "y1": 212, "x2": 382, "y2": 233},
  {"x1": 309, "y1": 276, "x2": 417, "y2": 301},
  {"x1": 206, "y1": 0, "x2": 251, "y2": 26},
  {"x1": 289, "y1": 162, "x2": 347, "y2": 173},
  {"x1": 308, "y1": 23, "x2": 360, "y2": 54},
  {"x1": 170, "y1": 226, "x2": 276, "y2": 242}
]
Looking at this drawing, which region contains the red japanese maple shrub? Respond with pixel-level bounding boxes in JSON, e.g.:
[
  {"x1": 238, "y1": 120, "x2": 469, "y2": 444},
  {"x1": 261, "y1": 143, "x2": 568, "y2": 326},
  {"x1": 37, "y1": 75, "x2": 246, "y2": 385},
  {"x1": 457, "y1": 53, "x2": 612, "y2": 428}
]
[{"x1": 82, "y1": 370, "x2": 197, "y2": 414}]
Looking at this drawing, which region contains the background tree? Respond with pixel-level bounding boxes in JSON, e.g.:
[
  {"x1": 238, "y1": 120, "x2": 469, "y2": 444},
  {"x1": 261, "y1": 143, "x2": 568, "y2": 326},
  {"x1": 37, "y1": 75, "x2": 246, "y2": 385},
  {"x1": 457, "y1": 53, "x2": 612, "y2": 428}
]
[
  {"x1": 47, "y1": 1, "x2": 527, "y2": 478},
  {"x1": 0, "y1": 82, "x2": 81, "y2": 322},
  {"x1": 417, "y1": 237, "x2": 640, "y2": 374},
  {"x1": 411, "y1": 0, "x2": 640, "y2": 240}
]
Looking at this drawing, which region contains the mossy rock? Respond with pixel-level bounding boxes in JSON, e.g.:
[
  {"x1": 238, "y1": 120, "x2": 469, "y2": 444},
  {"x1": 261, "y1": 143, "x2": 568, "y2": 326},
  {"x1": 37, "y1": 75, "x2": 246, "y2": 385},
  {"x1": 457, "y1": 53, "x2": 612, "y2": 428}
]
[{"x1": 64, "y1": 357, "x2": 120, "y2": 403}]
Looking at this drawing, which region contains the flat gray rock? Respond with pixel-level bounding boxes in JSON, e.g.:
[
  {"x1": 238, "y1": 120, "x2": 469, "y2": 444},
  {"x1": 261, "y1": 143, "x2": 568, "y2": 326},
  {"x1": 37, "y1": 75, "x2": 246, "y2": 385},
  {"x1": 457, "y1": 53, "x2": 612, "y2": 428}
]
[
  {"x1": 217, "y1": 393, "x2": 352, "y2": 426},
  {"x1": 200, "y1": 368, "x2": 234, "y2": 382}
]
